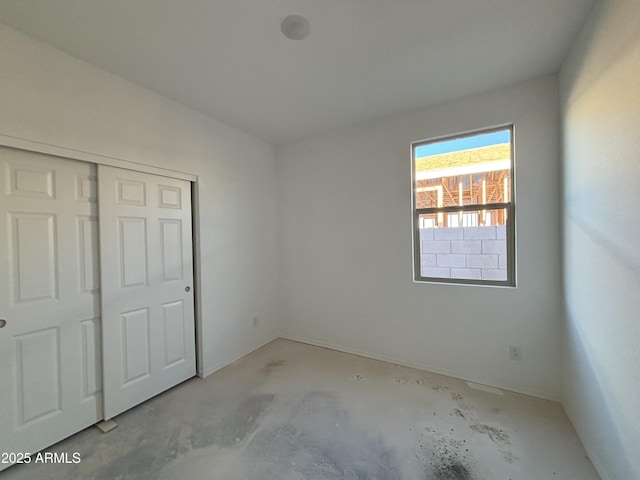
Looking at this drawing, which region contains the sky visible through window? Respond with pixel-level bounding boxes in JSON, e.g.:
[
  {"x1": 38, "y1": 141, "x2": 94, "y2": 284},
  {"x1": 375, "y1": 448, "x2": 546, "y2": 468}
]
[{"x1": 415, "y1": 129, "x2": 510, "y2": 158}]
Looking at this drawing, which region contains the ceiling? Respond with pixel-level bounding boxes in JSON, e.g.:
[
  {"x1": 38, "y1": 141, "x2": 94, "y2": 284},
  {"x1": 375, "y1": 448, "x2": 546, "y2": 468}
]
[{"x1": 0, "y1": 0, "x2": 596, "y2": 145}]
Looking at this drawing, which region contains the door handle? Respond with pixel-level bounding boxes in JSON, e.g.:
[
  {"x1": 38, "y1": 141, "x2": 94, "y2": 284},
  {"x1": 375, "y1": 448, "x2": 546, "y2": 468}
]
[
  {"x1": 185, "y1": 286, "x2": 191, "y2": 293},
  {"x1": 0, "y1": 319, "x2": 6, "y2": 328}
]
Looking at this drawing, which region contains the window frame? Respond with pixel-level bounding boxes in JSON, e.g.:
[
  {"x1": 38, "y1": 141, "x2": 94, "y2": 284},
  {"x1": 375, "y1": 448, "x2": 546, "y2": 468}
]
[{"x1": 411, "y1": 125, "x2": 516, "y2": 287}]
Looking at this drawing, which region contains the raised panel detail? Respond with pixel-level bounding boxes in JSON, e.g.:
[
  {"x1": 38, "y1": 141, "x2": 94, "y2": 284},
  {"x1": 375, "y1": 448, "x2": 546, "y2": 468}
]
[
  {"x1": 160, "y1": 219, "x2": 183, "y2": 281},
  {"x1": 80, "y1": 319, "x2": 102, "y2": 400},
  {"x1": 118, "y1": 217, "x2": 147, "y2": 287},
  {"x1": 159, "y1": 186, "x2": 181, "y2": 209},
  {"x1": 78, "y1": 216, "x2": 100, "y2": 293},
  {"x1": 117, "y1": 179, "x2": 146, "y2": 206},
  {"x1": 15, "y1": 327, "x2": 61, "y2": 425},
  {"x1": 121, "y1": 309, "x2": 151, "y2": 385},
  {"x1": 10, "y1": 213, "x2": 58, "y2": 303},
  {"x1": 76, "y1": 175, "x2": 97, "y2": 203},
  {"x1": 7, "y1": 163, "x2": 55, "y2": 198},
  {"x1": 162, "y1": 301, "x2": 185, "y2": 368}
]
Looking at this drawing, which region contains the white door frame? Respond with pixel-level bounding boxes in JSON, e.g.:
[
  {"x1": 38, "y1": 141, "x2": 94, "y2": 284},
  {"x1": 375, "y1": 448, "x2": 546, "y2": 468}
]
[{"x1": 0, "y1": 134, "x2": 205, "y2": 379}]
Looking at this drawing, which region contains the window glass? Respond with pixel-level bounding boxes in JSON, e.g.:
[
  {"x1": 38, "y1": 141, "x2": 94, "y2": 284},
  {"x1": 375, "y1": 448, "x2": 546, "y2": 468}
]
[{"x1": 413, "y1": 127, "x2": 515, "y2": 286}]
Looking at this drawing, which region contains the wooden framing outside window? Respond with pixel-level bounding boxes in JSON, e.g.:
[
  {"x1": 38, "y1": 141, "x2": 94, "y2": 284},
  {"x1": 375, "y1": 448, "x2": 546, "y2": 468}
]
[{"x1": 412, "y1": 126, "x2": 516, "y2": 286}]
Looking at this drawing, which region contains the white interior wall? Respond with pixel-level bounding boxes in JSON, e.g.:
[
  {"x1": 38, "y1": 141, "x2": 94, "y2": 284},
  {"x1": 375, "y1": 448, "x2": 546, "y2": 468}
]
[
  {"x1": 277, "y1": 76, "x2": 564, "y2": 399},
  {"x1": 560, "y1": 1, "x2": 640, "y2": 478},
  {"x1": 0, "y1": 24, "x2": 279, "y2": 377}
]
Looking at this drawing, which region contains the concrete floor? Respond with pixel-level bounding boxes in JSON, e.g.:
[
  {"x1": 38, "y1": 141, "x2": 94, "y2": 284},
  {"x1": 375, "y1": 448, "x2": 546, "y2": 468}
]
[{"x1": 4, "y1": 339, "x2": 600, "y2": 480}]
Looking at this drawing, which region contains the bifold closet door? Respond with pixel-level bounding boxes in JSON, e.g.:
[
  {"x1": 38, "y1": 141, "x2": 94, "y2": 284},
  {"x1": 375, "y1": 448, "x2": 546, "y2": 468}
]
[
  {"x1": 98, "y1": 165, "x2": 196, "y2": 420},
  {"x1": 0, "y1": 148, "x2": 102, "y2": 468}
]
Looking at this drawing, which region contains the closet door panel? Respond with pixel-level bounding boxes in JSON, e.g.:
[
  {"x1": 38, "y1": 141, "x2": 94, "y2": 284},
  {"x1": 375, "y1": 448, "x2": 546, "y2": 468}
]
[
  {"x1": 0, "y1": 148, "x2": 102, "y2": 469},
  {"x1": 98, "y1": 165, "x2": 195, "y2": 420}
]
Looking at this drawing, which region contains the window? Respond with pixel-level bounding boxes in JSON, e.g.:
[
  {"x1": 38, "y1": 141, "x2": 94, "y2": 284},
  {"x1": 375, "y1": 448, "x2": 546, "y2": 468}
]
[{"x1": 412, "y1": 126, "x2": 515, "y2": 286}]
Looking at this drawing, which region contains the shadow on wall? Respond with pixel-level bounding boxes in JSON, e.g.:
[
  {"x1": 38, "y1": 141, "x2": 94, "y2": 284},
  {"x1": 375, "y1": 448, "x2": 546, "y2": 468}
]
[
  {"x1": 562, "y1": 208, "x2": 640, "y2": 479},
  {"x1": 565, "y1": 210, "x2": 640, "y2": 285},
  {"x1": 563, "y1": 314, "x2": 635, "y2": 479}
]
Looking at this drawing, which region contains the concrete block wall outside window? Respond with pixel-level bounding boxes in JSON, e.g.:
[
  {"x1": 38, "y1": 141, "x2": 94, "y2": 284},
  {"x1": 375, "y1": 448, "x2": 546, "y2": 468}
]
[{"x1": 420, "y1": 226, "x2": 507, "y2": 281}]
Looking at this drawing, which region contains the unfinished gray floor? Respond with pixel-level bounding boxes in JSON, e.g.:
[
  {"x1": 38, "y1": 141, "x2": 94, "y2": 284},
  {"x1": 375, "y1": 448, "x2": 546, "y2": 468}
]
[{"x1": 4, "y1": 339, "x2": 600, "y2": 480}]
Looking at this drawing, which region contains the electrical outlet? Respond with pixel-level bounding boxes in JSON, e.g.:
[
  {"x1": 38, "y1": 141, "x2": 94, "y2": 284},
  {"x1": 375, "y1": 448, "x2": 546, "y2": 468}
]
[
  {"x1": 509, "y1": 345, "x2": 522, "y2": 361},
  {"x1": 253, "y1": 316, "x2": 258, "y2": 327}
]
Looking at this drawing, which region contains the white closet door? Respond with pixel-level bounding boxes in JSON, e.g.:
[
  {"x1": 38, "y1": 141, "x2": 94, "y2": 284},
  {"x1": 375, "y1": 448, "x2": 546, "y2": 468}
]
[
  {"x1": 0, "y1": 148, "x2": 102, "y2": 469},
  {"x1": 98, "y1": 165, "x2": 195, "y2": 420}
]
